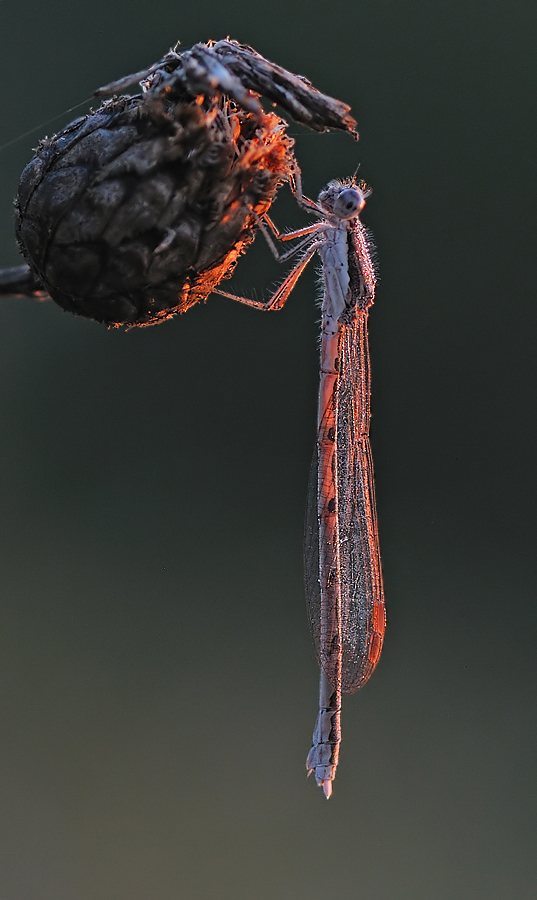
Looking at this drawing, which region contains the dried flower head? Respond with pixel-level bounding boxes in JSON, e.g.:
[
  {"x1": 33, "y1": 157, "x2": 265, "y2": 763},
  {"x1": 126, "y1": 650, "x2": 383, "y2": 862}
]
[
  {"x1": 16, "y1": 95, "x2": 296, "y2": 326},
  {"x1": 10, "y1": 39, "x2": 358, "y2": 327}
]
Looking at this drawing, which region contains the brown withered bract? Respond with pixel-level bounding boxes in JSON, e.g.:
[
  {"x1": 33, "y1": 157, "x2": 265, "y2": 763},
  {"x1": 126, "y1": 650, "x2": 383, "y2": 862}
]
[{"x1": 6, "y1": 39, "x2": 358, "y2": 327}]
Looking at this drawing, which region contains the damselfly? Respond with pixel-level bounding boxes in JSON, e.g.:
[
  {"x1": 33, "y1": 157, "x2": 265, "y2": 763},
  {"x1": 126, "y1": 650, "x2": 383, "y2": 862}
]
[{"x1": 217, "y1": 177, "x2": 386, "y2": 798}]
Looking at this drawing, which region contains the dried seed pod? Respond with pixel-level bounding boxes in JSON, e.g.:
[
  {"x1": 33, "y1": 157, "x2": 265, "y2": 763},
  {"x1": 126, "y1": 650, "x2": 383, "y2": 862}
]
[
  {"x1": 15, "y1": 95, "x2": 296, "y2": 326},
  {"x1": 8, "y1": 39, "x2": 359, "y2": 327}
]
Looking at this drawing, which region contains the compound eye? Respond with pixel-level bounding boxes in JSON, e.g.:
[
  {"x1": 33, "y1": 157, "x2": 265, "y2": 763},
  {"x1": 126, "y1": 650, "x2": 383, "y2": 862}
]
[{"x1": 334, "y1": 188, "x2": 364, "y2": 219}]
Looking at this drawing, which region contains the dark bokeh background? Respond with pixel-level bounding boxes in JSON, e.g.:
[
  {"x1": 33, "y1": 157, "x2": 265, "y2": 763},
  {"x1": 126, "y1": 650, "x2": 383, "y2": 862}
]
[{"x1": 1, "y1": 2, "x2": 535, "y2": 897}]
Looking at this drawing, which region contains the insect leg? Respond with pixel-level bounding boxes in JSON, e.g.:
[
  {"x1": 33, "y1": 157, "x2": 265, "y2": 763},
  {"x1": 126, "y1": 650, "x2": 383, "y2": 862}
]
[{"x1": 214, "y1": 239, "x2": 320, "y2": 311}]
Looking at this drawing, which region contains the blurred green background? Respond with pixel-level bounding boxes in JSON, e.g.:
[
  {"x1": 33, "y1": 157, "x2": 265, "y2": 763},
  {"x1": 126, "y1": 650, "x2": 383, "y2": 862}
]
[{"x1": 1, "y1": 1, "x2": 535, "y2": 897}]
